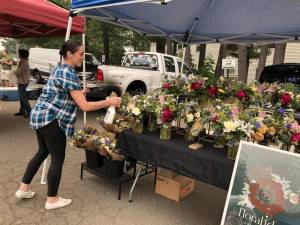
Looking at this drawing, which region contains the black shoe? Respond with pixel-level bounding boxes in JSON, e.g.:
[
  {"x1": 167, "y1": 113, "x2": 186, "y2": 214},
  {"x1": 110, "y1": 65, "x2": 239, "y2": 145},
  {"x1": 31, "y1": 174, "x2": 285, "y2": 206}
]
[{"x1": 14, "y1": 112, "x2": 25, "y2": 116}]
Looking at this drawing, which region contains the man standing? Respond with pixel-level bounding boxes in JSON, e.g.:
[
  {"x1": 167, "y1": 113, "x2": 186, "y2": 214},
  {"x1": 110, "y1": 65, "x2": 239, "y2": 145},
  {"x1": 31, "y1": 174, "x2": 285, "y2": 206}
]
[{"x1": 14, "y1": 49, "x2": 31, "y2": 118}]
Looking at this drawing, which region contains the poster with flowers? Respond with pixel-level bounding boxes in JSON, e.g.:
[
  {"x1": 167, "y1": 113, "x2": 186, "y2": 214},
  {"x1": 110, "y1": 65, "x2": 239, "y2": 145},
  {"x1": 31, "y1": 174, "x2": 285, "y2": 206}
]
[{"x1": 221, "y1": 141, "x2": 300, "y2": 225}]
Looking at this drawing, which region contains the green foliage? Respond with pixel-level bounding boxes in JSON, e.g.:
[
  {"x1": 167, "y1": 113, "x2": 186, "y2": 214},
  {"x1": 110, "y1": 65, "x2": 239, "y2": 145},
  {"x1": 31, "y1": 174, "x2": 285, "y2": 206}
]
[{"x1": 1, "y1": 0, "x2": 151, "y2": 64}]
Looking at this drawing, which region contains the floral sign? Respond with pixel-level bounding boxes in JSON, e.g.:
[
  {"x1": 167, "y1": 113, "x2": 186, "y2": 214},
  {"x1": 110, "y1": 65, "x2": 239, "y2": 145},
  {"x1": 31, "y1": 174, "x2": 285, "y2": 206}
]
[{"x1": 221, "y1": 142, "x2": 300, "y2": 225}]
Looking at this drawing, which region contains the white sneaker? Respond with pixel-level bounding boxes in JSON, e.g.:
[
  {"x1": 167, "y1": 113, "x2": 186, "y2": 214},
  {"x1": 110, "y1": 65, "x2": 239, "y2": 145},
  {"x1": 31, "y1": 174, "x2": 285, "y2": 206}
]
[
  {"x1": 15, "y1": 189, "x2": 36, "y2": 199},
  {"x1": 45, "y1": 197, "x2": 72, "y2": 210}
]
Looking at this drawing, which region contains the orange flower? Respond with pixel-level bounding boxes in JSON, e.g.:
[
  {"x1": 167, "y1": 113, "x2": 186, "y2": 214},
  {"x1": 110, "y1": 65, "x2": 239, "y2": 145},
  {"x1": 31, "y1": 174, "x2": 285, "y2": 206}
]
[
  {"x1": 252, "y1": 132, "x2": 264, "y2": 142},
  {"x1": 257, "y1": 125, "x2": 268, "y2": 135}
]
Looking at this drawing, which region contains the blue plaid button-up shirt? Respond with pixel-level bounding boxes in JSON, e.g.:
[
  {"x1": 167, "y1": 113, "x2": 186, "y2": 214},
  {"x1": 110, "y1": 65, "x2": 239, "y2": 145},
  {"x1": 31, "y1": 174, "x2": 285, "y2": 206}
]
[{"x1": 30, "y1": 64, "x2": 82, "y2": 137}]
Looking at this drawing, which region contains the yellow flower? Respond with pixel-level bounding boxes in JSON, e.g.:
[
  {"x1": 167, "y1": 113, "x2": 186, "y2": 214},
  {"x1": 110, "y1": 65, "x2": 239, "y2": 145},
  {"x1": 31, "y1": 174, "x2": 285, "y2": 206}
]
[
  {"x1": 218, "y1": 88, "x2": 225, "y2": 94},
  {"x1": 186, "y1": 113, "x2": 194, "y2": 123},
  {"x1": 257, "y1": 125, "x2": 268, "y2": 135},
  {"x1": 268, "y1": 127, "x2": 276, "y2": 136},
  {"x1": 224, "y1": 121, "x2": 237, "y2": 133},
  {"x1": 251, "y1": 86, "x2": 257, "y2": 92},
  {"x1": 132, "y1": 107, "x2": 141, "y2": 116},
  {"x1": 296, "y1": 94, "x2": 300, "y2": 102}
]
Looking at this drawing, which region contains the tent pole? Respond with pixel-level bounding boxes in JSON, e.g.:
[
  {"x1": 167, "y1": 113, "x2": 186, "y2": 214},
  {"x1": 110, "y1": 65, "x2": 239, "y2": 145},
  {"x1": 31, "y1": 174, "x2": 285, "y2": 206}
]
[
  {"x1": 180, "y1": 44, "x2": 186, "y2": 75},
  {"x1": 65, "y1": 15, "x2": 73, "y2": 41},
  {"x1": 82, "y1": 33, "x2": 87, "y2": 124}
]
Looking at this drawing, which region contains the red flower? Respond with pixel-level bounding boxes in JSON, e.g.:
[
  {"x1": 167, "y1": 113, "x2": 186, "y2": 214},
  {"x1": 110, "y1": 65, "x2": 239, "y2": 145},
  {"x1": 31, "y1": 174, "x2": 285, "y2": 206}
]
[
  {"x1": 280, "y1": 93, "x2": 292, "y2": 106},
  {"x1": 212, "y1": 114, "x2": 219, "y2": 122},
  {"x1": 248, "y1": 179, "x2": 285, "y2": 217},
  {"x1": 162, "y1": 83, "x2": 172, "y2": 89},
  {"x1": 162, "y1": 108, "x2": 172, "y2": 122},
  {"x1": 291, "y1": 133, "x2": 300, "y2": 143},
  {"x1": 191, "y1": 80, "x2": 204, "y2": 90},
  {"x1": 236, "y1": 89, "x2": 248, "y2": 100},
  {"x1": 208, "y1": 87, "x2": 218, "y2": 97}
]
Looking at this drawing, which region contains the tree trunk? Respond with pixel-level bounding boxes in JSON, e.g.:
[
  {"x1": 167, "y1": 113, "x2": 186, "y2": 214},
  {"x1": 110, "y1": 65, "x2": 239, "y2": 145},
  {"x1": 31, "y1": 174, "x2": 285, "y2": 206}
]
[
  {"x1": 198, "y1": 44, "x2": 206, "y2": 69},
  {"x1": 184, "y1": 45, "x2": 192, "y2": 68},
  {"x1": 273, "y1": 43, "x2": 286, "y2": 65},
  {"x1": 166, "y1": 39, "x2": 173, "y2": 55},
  {"x1": 215, "y1": 44, "x2": 227, "y2": 77},
  {"x1": 256, "y1": 45, "x2": 268, "y2": 80},
  {"x1": 172, "y1": 42, "x2": 177, "y2": 56},
  {"x1": 156, "y1": 38, "x2": 166, "y2": 53},
  {"x1": 103, "y1": 24, "x2": 110, "y2": 64},
  {"x1": 238, "y1": 45, "x2": 248, "y2": 83}
]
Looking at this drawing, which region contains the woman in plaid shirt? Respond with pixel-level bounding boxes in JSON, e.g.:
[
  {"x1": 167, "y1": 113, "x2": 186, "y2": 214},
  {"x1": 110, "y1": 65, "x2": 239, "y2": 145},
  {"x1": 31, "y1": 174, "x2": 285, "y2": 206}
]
[{"x1": 15, "y1": 41, "x2": 121, "y2": 210}]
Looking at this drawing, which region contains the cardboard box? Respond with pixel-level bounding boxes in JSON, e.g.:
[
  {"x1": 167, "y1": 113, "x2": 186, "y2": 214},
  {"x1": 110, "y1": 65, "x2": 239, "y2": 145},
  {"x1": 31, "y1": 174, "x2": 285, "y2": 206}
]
[{"x1": 155, "y1": 170, "x2": 195, "y2": 202}]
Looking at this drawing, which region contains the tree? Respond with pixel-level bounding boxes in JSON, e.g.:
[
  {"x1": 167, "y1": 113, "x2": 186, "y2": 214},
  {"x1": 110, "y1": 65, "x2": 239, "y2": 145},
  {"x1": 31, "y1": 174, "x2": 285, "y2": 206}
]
[
  {"x1": 102, "y1": 24, "x2": 110, "y2": 64},
  {"x1": 215, "y1": 44, "x2": 227, "y2": 78},
  {"x1": 166, "y1": 39, "x2": 172, "y2": 55},
  {"x1": 184, "y1": 45, "x2": 192, "y2": 68},
  {"x1": 255, "y1": 45, "x2": 269, "y2": 80},
  {"x1": 238, "y1": 45, "x2": 248, "y2": 83},
  {"x1": 197, "y1": 44, "x2": 206, "y2": 69},
  {"x1": 273, "y1": 43, "x2": 286, "y2": 65}
]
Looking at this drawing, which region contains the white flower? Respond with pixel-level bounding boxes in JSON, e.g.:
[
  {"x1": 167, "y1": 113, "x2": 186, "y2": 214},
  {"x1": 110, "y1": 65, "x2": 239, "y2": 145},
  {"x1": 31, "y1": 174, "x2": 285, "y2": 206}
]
[
  {"x1": 100, "y1": 138, "x2": 105, "y2": 144},
  {"x1": 186, "y1": 114, "x2": 194, "y2": 123},
  {"x1": 223, "y1": 120, "x2": 242, "y2": 133},
  {"x1": 194, "y1": 112, "x2": 200, "y2": 118},
  {"x1": 289, "y1": 193, "x2": 299, "y2": 205},
  {"x1": 240, "y1": 122, "x2": 254, "y2": 137},
  {"x1": 132, "y1": 107, "x2": 141, "y2": 116}
]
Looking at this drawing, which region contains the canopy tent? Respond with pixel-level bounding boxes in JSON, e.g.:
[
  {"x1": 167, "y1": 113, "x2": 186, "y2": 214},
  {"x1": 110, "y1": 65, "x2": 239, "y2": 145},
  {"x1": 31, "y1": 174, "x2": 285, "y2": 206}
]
[
  {"x1": 70, "y1": 0, "x2": 300, "y2": 45},
  {"x1": 0, "y1": 0, "x2": 85, "y2": 38}
]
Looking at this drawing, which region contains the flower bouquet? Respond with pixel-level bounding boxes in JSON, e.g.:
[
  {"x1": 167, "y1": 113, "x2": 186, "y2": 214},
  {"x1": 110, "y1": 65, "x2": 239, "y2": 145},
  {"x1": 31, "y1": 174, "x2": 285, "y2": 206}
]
[{"x1": 72, "y1": 126, "x2": 99, "y2": 151}]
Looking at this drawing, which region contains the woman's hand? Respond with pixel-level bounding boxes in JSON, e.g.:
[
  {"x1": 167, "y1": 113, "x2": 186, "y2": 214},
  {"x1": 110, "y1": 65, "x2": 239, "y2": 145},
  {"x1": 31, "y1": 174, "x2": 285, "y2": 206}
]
[
  {"x1": 107, "y1": 97, "x2": 121, "y2": 107},
  {"x1": 82, "y1": 88, "x2": 90, "y2": 96}
]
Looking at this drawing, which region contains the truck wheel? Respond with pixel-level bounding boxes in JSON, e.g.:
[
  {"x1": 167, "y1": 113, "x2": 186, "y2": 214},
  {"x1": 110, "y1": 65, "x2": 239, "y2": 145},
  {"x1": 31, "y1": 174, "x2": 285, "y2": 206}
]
[{"x1": 126, "y1": 81, "x2": 147, "y2": 96}]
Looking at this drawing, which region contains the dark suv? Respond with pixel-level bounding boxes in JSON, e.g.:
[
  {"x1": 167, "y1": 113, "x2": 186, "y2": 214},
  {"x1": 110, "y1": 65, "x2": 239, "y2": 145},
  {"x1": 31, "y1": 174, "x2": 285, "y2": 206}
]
[{"x1": 259, "y1": 63, "x2": 300, "y2": 84}]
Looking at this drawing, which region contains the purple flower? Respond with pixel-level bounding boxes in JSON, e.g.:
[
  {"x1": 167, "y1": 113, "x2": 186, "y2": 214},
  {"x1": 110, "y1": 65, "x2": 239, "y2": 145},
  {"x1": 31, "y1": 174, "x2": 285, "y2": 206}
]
[
  {"x1": 285, "y1": 123, "x2": 292, "y2": 129},
  {"x1": 288, "y1": 77, "x2": 297, "y2": 83},
  {"x1": 277, "y1": 108, "x2": 286, "y2": 116},
  {"x1": 255, "y1": 122, "x2": 261, "y2": 129}
]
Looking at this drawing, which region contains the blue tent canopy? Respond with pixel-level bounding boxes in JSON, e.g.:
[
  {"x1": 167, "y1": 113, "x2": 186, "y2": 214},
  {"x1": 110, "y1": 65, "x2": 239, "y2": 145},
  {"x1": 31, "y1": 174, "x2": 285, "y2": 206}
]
[{"x1": 70, "y1": 0, "x2": 300, "y2": 45}]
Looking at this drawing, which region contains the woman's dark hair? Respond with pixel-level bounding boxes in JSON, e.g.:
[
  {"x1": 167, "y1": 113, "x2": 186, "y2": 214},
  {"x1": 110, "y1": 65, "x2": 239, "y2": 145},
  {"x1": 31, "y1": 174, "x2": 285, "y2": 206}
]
[
  {"x1": 18, "y1": 49, "x2": 29, "y2": 59},
  {"x1": 59, "y1": 40, "x2": 82, "y2": 59}
]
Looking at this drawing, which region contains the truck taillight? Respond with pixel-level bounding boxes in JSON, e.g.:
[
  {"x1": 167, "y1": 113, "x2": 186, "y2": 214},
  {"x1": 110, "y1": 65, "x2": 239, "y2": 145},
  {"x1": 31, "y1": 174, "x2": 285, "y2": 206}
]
[{"x1": 96, "y1": 68, "x2": 104, "y2": 82}]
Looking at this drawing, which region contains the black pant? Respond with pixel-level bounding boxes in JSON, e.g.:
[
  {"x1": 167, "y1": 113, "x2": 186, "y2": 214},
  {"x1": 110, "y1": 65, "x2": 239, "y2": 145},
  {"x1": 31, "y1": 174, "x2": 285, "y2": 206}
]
[
  {"x1": 22, "y1": 120, "x2": 66, "y2": 197},
  {"x1": 18, "y1": 83, "x2": 31, "y2": 114}
]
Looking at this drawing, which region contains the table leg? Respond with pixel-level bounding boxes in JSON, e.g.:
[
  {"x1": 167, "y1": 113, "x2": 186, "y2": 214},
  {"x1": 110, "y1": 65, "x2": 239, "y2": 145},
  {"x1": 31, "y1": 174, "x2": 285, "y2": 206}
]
[
  {"x1": 154, "y1": 167, "x2": 157, "y2": 187},
  {"x1": 80, "y1": 164, "x2": 83, "y2": 180},
  {"x1": 129, "y1": 163, "x2": 144, "y2": 202}
]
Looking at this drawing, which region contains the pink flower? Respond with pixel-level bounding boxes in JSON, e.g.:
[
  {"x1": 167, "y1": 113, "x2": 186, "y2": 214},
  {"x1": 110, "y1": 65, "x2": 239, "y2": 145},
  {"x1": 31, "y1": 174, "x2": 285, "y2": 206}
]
[
  {"x1": 291, "y1": 122, "x2": 300, "y2": 133},
  {"x1": 280, "y1": 93, "x2": 292, "y2": 106},
  {"x1": 258, "y1": 111, "x2": 267, "y2": 119},
  {"x1": 159, "y1": 96, "x2": 165, "y2": 105},
  {"x1": 162, "y1": 83, "x2": 172, "y2": 89},
  {"x1": 291, "y1": 133, "x2": 300, "y2": 143},
  {"x1": 191, "y1": 80, "x2": 204, "y2": 90},
  {"x1": 231, "y1": 107, "x2": 239, "y2": 120},
  {"x1": 161, "y1": 108, "x2": 172, "y2": 122},
  {"x1": 236, "y1": 89, "x2": 248, "y2": 100},
  {"x1": 208, "y1": 87, "x2": 218, "y2": 97}
]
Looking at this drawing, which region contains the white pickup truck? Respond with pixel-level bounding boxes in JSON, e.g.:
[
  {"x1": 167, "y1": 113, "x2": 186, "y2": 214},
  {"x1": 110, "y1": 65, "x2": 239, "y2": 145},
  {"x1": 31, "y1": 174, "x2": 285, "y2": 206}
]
[{"x1": 87, "y1": 51, "x2": 191, "y2": 98}]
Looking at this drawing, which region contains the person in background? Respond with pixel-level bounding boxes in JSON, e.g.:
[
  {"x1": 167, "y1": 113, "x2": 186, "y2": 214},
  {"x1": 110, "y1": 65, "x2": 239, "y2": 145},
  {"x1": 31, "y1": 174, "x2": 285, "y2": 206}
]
[
  {"x1": 0, "y1": 50, "x2": 13, "y2": 87},
  {"x1": 14, "y1": 49, "x2": 32, "y2": 118},
  {"x1": 15, "y1": 40, "x2": 121, "y2": 210}
]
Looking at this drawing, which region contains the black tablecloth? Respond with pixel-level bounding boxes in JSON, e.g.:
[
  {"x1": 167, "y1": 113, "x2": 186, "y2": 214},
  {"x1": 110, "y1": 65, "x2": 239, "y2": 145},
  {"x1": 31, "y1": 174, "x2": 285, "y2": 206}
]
[{"x1": 116, "y1": 130, "x2": 234, "y2": 190}]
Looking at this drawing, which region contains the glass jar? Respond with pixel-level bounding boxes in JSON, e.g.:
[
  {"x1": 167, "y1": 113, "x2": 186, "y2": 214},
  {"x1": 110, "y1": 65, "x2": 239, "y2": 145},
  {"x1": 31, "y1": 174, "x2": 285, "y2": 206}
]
[
  {"x1": 185, "y1": 127, "x2": 195, "y2": 142},
  {"x1": 160, "y1": 123, "x2": 171, "y2": 140},
  {"x1": 213, "y1": 129, "x2": 226, "y2": 149},
  {"x1": 132, "y1": 118, "x2": 143, "y2": 134},
  {"x1": 147, "y1": 114, "x2": 157, "y2": 132},
  {"x1": 227, "y1": 139, "x2": 240, "y2": 160}
]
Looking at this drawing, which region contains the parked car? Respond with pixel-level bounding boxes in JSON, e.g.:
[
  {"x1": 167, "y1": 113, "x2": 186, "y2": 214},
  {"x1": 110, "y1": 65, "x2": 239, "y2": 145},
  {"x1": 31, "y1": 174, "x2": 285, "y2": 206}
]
[
  {"x1": 29, "y1": 48, "x2": 100, "y2": 84},
  {"x1": 87, "y1": 51, "x2": 191, "y2": 99},
  {"x1": 259, "y1": 63, "x2": 300, "y2": 84}
]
